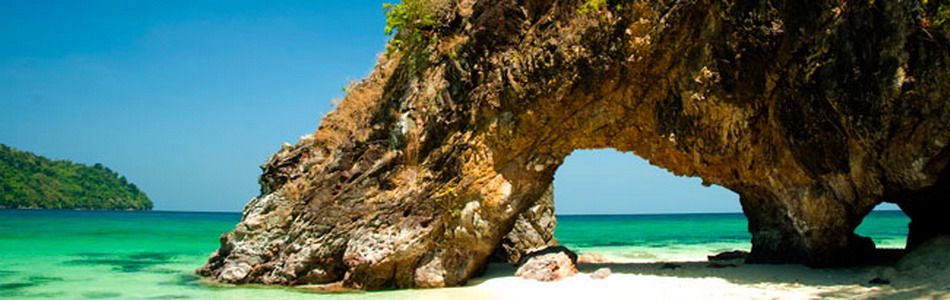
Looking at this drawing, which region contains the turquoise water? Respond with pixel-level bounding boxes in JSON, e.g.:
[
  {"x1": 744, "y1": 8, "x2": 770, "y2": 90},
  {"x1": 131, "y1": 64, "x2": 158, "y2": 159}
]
[
  {"x1": 556, "y1": 211, "x2": 909, "y2": 261},
  {"x1": 0, "y1": 210, "x2": 908, "y2": 299}
]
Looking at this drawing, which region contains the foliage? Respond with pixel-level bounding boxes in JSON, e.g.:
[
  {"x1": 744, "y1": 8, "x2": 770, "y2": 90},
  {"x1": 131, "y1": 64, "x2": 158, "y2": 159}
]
[
  {"x1": 383, "y1": 1, "x2": 439, "y2": 56},
  {"x1": 0, "y1": 144, "x2": 152, "y2": 210},
  {"x1": 921, "y1": 0, "x2": 950, "y2": 26},
  {"x1": 935, "y1": 2, "x2": 950, "y2": 26},
  {"x1": 578, "y1": 0, "x2": 607, "y2": 15},
  {"x1": 383, "y1": 2, "x2": 410, "y2": 37}
]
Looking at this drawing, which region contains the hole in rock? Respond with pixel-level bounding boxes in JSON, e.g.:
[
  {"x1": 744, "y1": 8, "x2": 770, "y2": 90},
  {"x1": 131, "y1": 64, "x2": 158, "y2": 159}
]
[
  {"x1": 551, "y1": 149, "x2": 744, "y2": 262},
  {"x1": 855, "y1": 202, "x2": 909, "y2": 250}
]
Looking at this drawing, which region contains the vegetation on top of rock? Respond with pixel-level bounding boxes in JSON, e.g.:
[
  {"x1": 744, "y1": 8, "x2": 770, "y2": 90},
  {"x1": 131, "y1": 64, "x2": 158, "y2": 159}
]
[
  {"x1": 577, "y1": 0, "x2": 606, "y2": 14},
  {"x1": 383, "y1": 1, "x2": 440, "y2": 54},
  {"x1": 0, "y1": 144, "x2": 152, "y2": 210},
  {"x1": 382, "y1": 0, "x2": 454, "y2": 75},
  {"x1": 922, "y1": 0, "x2": 950, "y2": 39}
]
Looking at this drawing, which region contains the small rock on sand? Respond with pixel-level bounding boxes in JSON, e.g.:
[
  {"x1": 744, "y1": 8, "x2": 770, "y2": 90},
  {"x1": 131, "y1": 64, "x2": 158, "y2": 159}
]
[
  {"x1": 590, "y1": 268, "x2": 611, "y2": 280},
  {"x1": 708, "y1": 250, "x2": 749, "y2": 261},
  {"x1": 515, "y1": 246, "x2": 578, "y2": 281}
]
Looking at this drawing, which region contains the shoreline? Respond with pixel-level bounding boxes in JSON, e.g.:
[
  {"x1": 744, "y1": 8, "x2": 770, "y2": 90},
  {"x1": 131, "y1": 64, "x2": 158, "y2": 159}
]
[
  {"x1": 266, "y1": 247, "x2": 946, "y2": 300},
  {"x1": 464, "y1": 254, "x2": 948, "y2": 300},
  {"x1": 290, "y1": 245, "x2": 944, "y2": 299}
]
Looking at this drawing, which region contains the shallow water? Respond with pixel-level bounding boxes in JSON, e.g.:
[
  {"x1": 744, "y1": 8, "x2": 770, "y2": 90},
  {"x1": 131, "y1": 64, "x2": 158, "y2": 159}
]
[
  {"x1": 557, "y1": 211, "x2": 909, "y2": 261},
  {"x1": 0, "y1": 209, "x2": 908, "y2": 299}
]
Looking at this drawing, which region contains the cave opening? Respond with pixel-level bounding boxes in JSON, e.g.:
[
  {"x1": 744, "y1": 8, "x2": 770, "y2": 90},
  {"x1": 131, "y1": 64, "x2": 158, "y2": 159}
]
[{"x1": 549, "y1": 149, "x2": 747, "y2": 262}]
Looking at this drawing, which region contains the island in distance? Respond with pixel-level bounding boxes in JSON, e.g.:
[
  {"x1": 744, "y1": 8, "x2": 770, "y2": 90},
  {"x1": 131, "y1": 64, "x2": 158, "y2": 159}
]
[{"x1": 0, "y1": 144, "x2": 152, "y2": 210}]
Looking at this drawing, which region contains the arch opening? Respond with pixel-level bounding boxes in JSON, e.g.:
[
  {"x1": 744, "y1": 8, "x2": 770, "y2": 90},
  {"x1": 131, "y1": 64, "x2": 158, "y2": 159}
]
[
  {"x1": 549, "y1": 149, "x2": 748, "y2": 262},
  {"x1": 544, "y1": 149, "x2": 918, "y2": 265}
]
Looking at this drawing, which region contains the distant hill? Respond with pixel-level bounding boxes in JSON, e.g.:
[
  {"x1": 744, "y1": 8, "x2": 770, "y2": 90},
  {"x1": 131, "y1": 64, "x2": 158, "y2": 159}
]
[{"x1": 0, "y1": 144, "x2": 152, "y2": 210}]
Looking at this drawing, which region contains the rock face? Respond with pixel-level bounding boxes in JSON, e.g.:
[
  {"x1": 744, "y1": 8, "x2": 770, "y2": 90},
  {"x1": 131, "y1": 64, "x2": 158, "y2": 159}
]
[
  {"x1": 492, "y1": 184, "x2": 558, "y2": 264},
  {"x1": 199, "y1": 0, "x2": 950, "y2": 290}
]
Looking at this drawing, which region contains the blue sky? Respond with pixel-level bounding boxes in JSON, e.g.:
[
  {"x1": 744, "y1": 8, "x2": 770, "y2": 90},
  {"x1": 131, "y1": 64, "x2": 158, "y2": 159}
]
[
  {"x1": 1, "y1": 1, "x2": 388, "y2": 211},
  {"x1": 0, "y1": 1, "x2": 893, "y2": 213}
]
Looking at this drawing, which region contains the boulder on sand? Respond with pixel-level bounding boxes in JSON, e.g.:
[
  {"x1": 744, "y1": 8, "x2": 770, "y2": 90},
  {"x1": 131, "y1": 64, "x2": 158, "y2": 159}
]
[{"x1": 515, "y1": 246, "x2": 578, "y2": 282}]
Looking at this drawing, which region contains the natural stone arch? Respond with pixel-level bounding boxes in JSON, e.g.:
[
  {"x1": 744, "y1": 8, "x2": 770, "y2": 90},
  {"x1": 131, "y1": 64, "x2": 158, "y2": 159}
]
[{"x1": 199, "y1": 0, "x2": 950, "y2": 290}]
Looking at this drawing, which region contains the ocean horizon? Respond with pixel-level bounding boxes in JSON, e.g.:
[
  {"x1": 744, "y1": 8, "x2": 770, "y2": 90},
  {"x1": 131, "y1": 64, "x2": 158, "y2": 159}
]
[{"x1": 12, "y1": 208, "x2": 903, "y2": 216}]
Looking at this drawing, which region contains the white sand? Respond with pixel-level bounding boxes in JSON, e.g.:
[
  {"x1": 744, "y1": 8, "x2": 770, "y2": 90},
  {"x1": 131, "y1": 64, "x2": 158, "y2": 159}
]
[
  {"x1": 458, "y1": 251, "x2": 950, "y2": 300},
  {"x1": 298, "y1": 242, "x2": 950, "y2": 300},
  {"x1": 465, "y1": 263, "x2": 869, "y2": 299}
]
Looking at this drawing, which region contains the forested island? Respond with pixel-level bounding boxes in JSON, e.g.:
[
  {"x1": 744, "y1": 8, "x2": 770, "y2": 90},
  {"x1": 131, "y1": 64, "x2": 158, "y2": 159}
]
[{"x1": 0, "y1": 144, "x2": 152, "y2": 210}]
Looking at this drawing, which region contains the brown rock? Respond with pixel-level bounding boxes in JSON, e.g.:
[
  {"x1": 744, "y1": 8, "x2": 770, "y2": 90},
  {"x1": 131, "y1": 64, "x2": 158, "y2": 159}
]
[
  {"x1": 200, "y1": 0, "x2": 950, "y2": 290},
  {"x1": 515, "y1": 246, "x2": 578, "y2": 282}
]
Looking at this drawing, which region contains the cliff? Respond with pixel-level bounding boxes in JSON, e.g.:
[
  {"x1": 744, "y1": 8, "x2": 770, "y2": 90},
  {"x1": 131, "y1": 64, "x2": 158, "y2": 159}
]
[
  {"x1": 199, "y1": 0, "x2": 950, "y2": 289},
  {"x1": 0, "y1": 144, "x2": 152, "y2": 210}
]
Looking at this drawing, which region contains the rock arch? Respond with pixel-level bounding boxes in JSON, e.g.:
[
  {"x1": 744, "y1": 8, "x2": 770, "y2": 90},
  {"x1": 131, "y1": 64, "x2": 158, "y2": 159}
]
[{"x1": 199, "y1": 0, "x2": 950, "y2": 290}]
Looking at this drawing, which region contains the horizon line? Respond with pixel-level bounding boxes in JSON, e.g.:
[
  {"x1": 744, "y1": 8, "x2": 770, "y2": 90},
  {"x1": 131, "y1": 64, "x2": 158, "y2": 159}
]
[
  {"x1": 55, "y1": 208, "x2": 905, "y2": 216},
  {"x1": 2, "y1": 208, "x2": 904, "y2": 216}
]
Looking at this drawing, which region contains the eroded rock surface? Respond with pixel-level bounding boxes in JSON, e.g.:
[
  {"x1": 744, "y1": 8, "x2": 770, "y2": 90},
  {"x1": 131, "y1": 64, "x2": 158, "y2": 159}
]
[
  {"x1": 200, "y1": 0, "x2": 950, "y2": 290},
  {"x1": 493, "y1": 184, "x2": 558, "y2": 264}
]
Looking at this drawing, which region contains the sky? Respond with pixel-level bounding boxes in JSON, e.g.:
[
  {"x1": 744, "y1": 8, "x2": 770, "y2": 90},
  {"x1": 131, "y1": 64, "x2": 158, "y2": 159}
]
[
  {"x1": 0, "y1": 1, "x2": 893, "y2": 214},
  {"x1": 555, "y1": 149, "x2": 740, "y2": 214}
]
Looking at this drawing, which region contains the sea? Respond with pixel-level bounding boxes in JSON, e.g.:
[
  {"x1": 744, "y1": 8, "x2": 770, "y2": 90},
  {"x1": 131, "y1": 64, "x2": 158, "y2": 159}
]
[{"x1": 0, "y1": 209, "x2": 909, "y2": 299}]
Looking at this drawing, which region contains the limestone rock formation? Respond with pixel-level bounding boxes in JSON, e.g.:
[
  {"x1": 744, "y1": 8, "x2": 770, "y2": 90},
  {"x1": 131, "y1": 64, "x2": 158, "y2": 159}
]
[
  {"x1": 492, "y1": 184, "x2": 558, "y2": 264},
  {"x1": 200, "y1": 0, "x2": 950, "y2": 290}
]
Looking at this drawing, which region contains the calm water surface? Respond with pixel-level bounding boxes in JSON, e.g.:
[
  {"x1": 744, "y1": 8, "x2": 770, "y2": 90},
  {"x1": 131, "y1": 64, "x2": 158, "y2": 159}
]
[{"x1": 0, "y1": 209, "x2": 908, "y2": 299}]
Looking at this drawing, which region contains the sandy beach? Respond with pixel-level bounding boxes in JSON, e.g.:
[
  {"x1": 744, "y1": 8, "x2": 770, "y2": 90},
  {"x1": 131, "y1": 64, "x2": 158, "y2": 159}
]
[
  {"x1": 466, "y1": 262, "x2": 936, "y2": 299},
  {"x1": 333, "y1": 248, "x2": 948, "y2": 300},
  {"x1": 287, "y1": 239, "x2": 950, "y2": 300},
  {"x1": 406, "y1": 240, "x2": 949, "y2": 300},
  {"x1": 449, "y1": 253, "x2": 949, "y2": 300}
]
